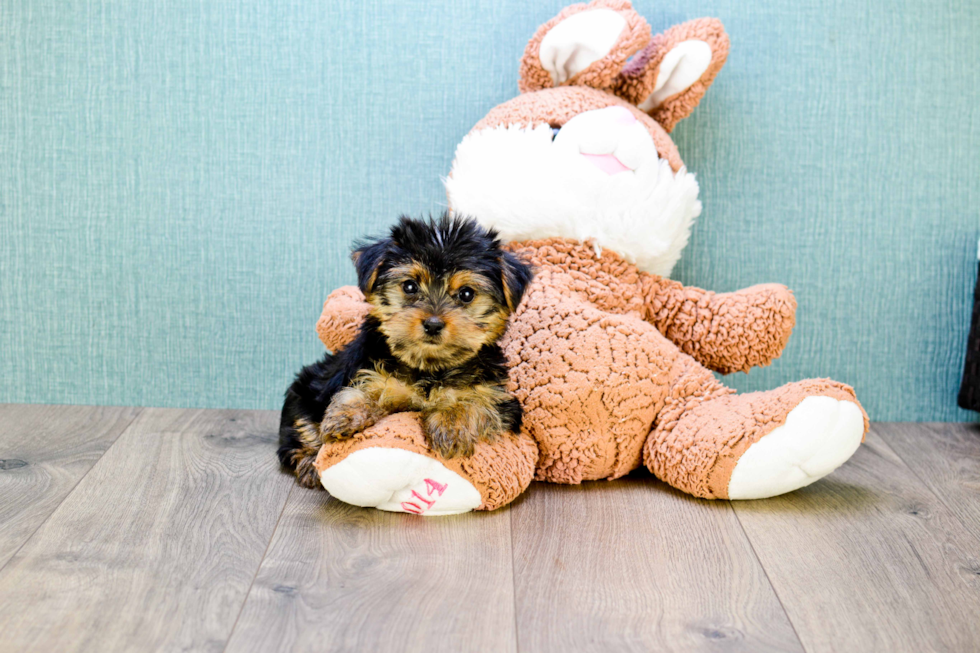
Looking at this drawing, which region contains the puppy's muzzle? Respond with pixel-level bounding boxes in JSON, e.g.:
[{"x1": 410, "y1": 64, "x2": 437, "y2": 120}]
[{"x1": 422, "y1": 316, "x2": 446, "y2": 336}]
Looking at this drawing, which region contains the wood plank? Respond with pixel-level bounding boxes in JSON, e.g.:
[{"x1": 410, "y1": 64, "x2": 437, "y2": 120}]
[
  {"x1": 876, "y1": 422, "x2": 980, "y2": 542},
  {"x1": 511, "y1": 472, "x2": 803, "y2": 653},
  {"x1": 732, "y1": 427, "x2": 980, "y2": 653},
  {"x1": 224, "y1": 489, "x2": 518, "y2": 653},
  {"x1": 0, "y1": 403, "x2": 141, "y2": 569},
  {"x1": 0, "y1": 407, "x2": 292, "y2": 652}
]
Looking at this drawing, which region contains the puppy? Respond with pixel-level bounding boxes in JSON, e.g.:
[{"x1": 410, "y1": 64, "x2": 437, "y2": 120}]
[{"x1": 278, "y1": 213, "x2": 534, "y2": 489}]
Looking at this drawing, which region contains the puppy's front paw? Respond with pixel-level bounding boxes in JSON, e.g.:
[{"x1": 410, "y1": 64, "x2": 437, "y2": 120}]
[
  {"x1": 320, "y1": 388, "x2": 384, "y2": 441},
  {"x1": 319, "y1": 410, "x2": 369, "y2": 442},
  {"x1": 426, "y1": 420, "x2": 476, "y2": 459},
  {"x1": 423, "y1": 411, "x2": 482, "y2": 459}
]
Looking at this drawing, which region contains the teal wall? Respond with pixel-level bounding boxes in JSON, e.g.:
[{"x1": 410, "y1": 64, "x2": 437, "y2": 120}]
[{"x1": 2, "y1": 0, "x2": 978, "y2": 421}]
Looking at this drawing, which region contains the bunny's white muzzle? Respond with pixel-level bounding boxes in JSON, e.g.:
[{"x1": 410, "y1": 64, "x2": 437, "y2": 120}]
[{"x1": 445, "y1": 106, "x2": 702, "y2": 278}]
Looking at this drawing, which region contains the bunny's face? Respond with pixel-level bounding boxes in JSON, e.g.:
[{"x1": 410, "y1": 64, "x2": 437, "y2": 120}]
[{"x1": 445, "y1": 0, "x2": 729, "y2": 278}]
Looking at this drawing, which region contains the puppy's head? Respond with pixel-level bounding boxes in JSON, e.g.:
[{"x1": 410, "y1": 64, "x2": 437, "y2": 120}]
[{"x1": 353, "y1": 213, "x2": 533, "y2": 371}]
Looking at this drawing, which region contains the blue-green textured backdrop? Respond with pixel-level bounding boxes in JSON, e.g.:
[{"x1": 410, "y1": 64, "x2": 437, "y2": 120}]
[{"x1": 1, "y1": 0, "x2": 978, "y2": 421}]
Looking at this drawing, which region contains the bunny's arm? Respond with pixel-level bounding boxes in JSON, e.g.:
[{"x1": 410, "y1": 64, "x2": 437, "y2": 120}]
[
  {"x1": 504, "y1": 239, "x2": 796, "y2": 375},
  {"x1": 316, "y1": 286, "x2": 369, "y2": 352},
  {"x1": 638, "y1": 273, "x2": 797, "y2": 374},
  {"x1": 313, "y1": 263, "x2": 797, "y2": 375}
]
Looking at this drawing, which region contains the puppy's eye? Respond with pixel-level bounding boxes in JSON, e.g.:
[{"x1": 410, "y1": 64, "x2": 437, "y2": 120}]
[
  {"x1": 402, "y1": 280, "x2": 419, "y2": 295},
  {"x1": 458, "y1": 287, "x2": 475, "y2": 303}
]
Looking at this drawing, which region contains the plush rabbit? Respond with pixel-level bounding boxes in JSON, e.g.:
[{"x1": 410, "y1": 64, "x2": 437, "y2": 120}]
[{"x1": 309, "y1": 0, "x2": 868, "y2": 515}]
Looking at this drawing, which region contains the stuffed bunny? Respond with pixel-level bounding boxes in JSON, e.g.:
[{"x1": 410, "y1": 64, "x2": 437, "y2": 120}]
[{"x1": 309, "y1": 0, "x2": 868, "y2": 515}]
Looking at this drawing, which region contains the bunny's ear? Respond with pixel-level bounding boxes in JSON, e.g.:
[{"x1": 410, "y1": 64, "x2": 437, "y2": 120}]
[
  {"x1": 519, "y1": 0, "x2": 650, "y2": 94},
  {"x1": 613, "y1": 18, "x2": 729, "y2": 132}
]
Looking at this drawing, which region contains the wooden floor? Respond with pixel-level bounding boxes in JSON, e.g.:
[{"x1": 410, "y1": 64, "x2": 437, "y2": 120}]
[{"x1": 1, "y1": 406, "x2": 978, "y2": 652}]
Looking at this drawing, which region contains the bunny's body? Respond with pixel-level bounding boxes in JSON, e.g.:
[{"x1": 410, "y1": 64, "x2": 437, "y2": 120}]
[{"x1": 306, "y1": 1, "x2": 868, "y2": 514}]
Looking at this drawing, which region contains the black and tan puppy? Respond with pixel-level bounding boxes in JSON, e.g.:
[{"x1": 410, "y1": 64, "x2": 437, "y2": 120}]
[{"x1": 278, "y1": 214, "x2": 534, "y2": 488}]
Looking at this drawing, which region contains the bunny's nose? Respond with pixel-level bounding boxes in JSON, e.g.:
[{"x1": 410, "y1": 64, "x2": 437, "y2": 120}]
[
  {"x1": 581, "y1": 153, "x2": 631, "y2": 175},
  {"x1": 423, "y1": 316, "x2": 446, "y2": 336},
  {"x1": 572, "y1": 106, "x2": 638, "y2": 175}
]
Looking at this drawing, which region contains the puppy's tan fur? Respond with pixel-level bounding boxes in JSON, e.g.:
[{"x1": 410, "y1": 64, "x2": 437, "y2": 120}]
[{"x1": 318, "y1": 367, "x2": 513, "y2": 457}]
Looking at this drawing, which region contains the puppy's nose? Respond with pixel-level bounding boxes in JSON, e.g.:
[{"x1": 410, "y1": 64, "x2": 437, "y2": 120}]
[{"x1": 422, "y1": 316, "x2": 445, "y2": 336}]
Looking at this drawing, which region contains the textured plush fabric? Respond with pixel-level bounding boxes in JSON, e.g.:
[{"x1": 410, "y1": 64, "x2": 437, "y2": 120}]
[
  {"x1": 613, "y1": 18, "x2": 730, "y2": 132},
  {"x1": 314, "y1": 412, "x2": 538, "y2": 511},
  {"x1": 472, "y1": 86, "x2": 684, "y2": 173},
  {"x1": 519, "y1": 0, "x2": 651, "y2": 93},
  {"x1": 314, "y1": 238, "x2": 867, "y2": 499},
  {"x1": 1, "y1": 0, "x2": 977, "y2": 421},
  {"x1": 646, "y1": 375, "x2": 867, "y2": 498},
  {"x1": 316, "y1": 287, "x2": 369, "y2": 354},
  {"x1": 640, "y1": 278, "x2": 797, "y2": 374}
]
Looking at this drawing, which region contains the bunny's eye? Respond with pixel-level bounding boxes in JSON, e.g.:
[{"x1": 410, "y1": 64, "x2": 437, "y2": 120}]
[{"x1": 551, "y1": 127, "x2": 561, "y2": 141}]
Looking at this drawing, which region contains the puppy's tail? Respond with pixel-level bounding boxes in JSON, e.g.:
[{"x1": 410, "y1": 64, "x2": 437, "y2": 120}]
[{"x1": 278, "y1": 355, "x2": 334, "y2": 489}]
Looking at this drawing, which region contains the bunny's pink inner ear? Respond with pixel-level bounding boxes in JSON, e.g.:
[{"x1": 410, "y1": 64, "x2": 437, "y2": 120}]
[
  {"x1": 613, "y1": 18, "x2": 730, "y2": 133},
  {"x1": 518, "y1": 0, "x2": 651, "y2": 94}
]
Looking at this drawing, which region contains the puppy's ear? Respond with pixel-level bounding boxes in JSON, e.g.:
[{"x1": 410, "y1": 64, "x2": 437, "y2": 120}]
[
  {"x1": 351, "y1": 238, "x2": 390, "y2": 295},
  {"x1": 500, "y1": 252, "x2": 533, "y2": 312}
]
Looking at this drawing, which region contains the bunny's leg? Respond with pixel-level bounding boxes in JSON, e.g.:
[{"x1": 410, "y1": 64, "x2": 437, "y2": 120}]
[
  {"x1": 646, "y1": 355, "x2": 868, "y2": 500},
  {"x1": 315, "y1": 413, "x2": 538, "y2": 515}
]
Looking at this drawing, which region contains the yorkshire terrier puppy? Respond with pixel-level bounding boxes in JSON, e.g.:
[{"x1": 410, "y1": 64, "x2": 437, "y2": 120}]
[{"x1": 278, "y1": 213, "x2": 534, "y2": 489}]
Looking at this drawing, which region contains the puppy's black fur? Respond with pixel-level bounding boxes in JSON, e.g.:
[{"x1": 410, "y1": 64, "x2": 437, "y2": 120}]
[{"x1": 279, "y1": 213, "x2": 533, "y2": 488}]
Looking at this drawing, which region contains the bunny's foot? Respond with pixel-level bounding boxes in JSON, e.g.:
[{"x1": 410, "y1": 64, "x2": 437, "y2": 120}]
[
  {"x1": 646, "y1": 379, "x2": 868, "y2": 500},
  {"x1": 314, "y1": 412, "x2": 537, "y2": 515},
  {"x1": 725, "y1": 392, "x2": 866, "y2": 499}
]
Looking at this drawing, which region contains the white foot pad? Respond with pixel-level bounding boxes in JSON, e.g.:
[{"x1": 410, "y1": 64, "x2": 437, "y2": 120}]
[
  {"x1": 319, "y1": 447, "x2": 482, "y2": 516},
  {"x1": 727, "y1": 396, "x2": 864, "y2": 500}
]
